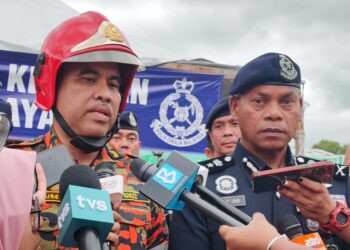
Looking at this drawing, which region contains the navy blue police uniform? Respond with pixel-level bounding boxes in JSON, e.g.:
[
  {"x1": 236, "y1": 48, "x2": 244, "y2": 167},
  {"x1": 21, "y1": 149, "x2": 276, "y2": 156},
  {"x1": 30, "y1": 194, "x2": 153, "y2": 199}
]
[{"x1": 169, "y1": 52, "x2": 350, "y2": 250}]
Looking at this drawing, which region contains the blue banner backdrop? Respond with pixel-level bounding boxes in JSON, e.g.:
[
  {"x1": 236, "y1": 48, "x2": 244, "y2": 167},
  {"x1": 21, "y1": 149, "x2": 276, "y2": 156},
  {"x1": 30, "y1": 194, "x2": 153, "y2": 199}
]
[
  {"x1": 0, "y1": 50, "x2": 224, "y2": 153},
  {"x1": 125, "y1": 67, "x2": 223, "y2": 153}
]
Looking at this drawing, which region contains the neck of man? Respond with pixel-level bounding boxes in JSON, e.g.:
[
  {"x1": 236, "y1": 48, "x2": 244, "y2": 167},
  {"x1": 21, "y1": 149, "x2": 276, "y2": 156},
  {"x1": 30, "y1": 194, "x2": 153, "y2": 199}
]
[
  {"x1": 52, "y1": 121, "x2": 99, "y2": 166},
  {"x1": 240, "y1": 139, "x2": 288, "y2": 169}
]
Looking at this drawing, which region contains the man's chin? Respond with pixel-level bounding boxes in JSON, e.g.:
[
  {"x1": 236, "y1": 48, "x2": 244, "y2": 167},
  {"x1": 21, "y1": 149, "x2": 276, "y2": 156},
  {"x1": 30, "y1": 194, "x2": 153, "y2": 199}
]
[{"x1": 81, "y1": 128, "x2": 110, "y2": 138}]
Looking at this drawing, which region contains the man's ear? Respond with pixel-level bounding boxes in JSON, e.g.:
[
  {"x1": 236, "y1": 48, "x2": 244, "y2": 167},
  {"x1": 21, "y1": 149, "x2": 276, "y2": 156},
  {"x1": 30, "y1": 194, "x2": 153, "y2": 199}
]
[
  {"x1": 204, "y1": 147, "x2": 212, "y2": 159},
  {"x1": 299, "y1": 98, "x2": 304, "y2": 122},
  {"x1": 229, "y1": 96, "x2": 239, "y2": 115}
]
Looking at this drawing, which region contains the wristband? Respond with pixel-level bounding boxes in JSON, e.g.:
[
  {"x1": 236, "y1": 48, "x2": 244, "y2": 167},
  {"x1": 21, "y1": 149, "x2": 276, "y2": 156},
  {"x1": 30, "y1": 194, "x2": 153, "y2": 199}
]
[{"x1": 266, "y1": 234, "x2": 288, "y2": 250}]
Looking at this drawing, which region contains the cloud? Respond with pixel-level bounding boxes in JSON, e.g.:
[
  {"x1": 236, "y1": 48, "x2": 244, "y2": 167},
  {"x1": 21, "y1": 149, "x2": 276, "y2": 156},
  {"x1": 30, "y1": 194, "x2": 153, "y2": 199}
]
[{"x1": 63, "y1": 0, "x2": 350, "y2": 148}]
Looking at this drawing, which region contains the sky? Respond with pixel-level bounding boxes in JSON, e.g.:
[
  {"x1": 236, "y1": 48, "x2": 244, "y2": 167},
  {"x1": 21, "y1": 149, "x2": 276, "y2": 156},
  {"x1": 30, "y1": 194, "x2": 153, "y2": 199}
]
[{"x1": 61, "y1": 0, "x2": 350, "y2": 149}]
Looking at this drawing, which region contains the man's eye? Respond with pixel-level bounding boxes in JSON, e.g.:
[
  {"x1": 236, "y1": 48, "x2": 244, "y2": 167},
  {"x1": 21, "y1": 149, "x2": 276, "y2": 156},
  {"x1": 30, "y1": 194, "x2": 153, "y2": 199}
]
[
  {"x1": 282, "y1": 98, "x2": 295, "y2": 105},
  {"x1": 82, "y1": 77, "x2": 96, "y2": 83},
  {"x1": 231, "y1": 121, "x2": 239, "y2": 126},
  {"x1": 214, "y1": 124, "x2": 223, "y2": 129},
  {"x1": 253, "y1": 98, "x2": 264, "y2": 104},
  {"x1": 128, "y1": 137, "x2": 136, "y2": 142},
  {"x1": 109, "y1": 82, "x2": 120, "y2": 90}
]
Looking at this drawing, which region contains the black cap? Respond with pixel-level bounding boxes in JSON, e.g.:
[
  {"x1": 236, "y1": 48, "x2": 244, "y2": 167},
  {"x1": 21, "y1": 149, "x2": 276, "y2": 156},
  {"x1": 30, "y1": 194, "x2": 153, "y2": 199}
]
[
  {"x1": 206, "y1": 97, "x2": 231, "y2": 130},
  {"x1": 119, "y1": 111, "x2": 138, "y2": 131},
  {"x1": 230, "y1": 52, "x2": 301, "y2": 95},
  {"x1": 0, "y1": 99, "x2": 12, "y2": 121}
]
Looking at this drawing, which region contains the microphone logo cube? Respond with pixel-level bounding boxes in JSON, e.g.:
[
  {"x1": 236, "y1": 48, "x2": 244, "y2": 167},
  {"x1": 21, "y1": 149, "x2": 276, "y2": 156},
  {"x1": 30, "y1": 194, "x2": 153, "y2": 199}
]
[
  {"x1": 57, "y1": 185, "x2": 114, "y2": 247},
  {"x1": 153, "y1": 163, "x2": 184, "y2": 190},
  {"x1": 140, "y1": 151, "x2": 199, "y2": 210}
]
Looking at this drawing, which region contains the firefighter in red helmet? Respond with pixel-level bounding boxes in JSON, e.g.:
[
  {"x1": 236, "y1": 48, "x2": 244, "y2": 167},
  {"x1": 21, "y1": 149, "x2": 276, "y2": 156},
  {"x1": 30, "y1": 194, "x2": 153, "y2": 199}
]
[{"x1": 10, "y1": 11, "x2": 169, "y2": 249}]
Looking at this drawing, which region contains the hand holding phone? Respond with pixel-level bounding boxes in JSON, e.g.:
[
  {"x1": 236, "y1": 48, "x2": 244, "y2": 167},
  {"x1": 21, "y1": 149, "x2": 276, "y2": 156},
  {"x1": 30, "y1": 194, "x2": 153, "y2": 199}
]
[{"x1": 251, "y1": 161, "x2": 335, "y2": 193}]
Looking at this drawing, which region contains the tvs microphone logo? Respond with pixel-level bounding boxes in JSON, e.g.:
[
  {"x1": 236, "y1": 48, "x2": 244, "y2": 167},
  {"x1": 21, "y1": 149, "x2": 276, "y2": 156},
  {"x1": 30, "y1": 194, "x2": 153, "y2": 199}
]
[{"x1": 153, "y1": 163, "x2": 184, "y2": 191}]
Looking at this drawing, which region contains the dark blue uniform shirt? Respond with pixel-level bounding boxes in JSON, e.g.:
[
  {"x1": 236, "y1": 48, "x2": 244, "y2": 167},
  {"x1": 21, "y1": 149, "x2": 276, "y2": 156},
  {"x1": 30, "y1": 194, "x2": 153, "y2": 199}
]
[{"x1": 169, "y1": 142, "x2": 350, "y2": 250}]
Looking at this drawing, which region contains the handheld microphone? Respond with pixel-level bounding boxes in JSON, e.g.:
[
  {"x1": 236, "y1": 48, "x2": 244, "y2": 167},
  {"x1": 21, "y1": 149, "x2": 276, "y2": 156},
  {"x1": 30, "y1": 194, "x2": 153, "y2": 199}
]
[
  {"x1": 95, "y1": 162, "x2": 124, "y2": 250},
  {"x1": 130, "y1": 151, "x2": 247, "y2": 227},
  {"x1": 276, "y1": 214, "x2": 327, "y2": 249},
  {"x1": 95, "y1": 162, "x2": 124, "y2": 206},
  {"x1": 58, "y1": 165, "x2": 114, "y2": 249}
]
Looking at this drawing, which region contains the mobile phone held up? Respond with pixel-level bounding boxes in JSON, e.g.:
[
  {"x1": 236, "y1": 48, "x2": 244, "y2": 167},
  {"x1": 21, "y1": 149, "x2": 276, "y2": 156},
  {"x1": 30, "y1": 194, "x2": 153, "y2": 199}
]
[{"x1": 251, "y1": 161, "x2": 335, "y2": 193}]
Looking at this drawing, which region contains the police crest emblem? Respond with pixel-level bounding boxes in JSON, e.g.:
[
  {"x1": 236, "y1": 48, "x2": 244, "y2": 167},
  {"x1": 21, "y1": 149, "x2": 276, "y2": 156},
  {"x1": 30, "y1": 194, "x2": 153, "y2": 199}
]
[
  {"x1": 215, "y1": 175, "x2": 238, "y2": 195},
  {"x1": 150, "y1": 78, "x2": 206, "y2": 147},
  {"x1": 279, "y1": 54, "x2": 298, "y2": 80}
]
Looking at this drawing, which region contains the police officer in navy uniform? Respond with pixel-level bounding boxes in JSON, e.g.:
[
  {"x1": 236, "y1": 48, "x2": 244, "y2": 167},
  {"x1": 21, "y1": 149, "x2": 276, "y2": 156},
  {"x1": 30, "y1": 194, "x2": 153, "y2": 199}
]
[
  {"x1": 110, "y1": 111, "x2": 141, "y2": 156},
  {"x1": 204, "y1": 96, "x2": 241, "y2": 159},
  {"x1": 169, "y1": 52, "x2": 350, "y2": 250}
]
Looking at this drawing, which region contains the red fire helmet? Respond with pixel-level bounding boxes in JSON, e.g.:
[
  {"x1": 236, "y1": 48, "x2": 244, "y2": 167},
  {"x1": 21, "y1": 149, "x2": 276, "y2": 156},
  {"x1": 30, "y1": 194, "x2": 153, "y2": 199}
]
[{"x1": 34, "y1": 11, "x2": 142, "y2": 112}]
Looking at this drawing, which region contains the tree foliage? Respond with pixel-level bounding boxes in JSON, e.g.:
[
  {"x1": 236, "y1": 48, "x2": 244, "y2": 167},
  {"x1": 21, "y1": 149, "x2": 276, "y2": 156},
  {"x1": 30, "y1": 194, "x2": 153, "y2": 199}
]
[{"x1": 312, "y1": 140, "x2": 347, "y2": 154}]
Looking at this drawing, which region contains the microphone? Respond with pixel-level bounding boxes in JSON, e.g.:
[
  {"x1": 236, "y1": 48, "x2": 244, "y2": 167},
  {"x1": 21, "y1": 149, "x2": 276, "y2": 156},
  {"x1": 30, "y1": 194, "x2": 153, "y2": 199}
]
[
  {"x1": 95, "y1": 162, "x2": 124, "y2": 206},
  {"x1": 130, "y1": 151, "x2": 248, "y2": 227},
  {"x1": 57, "y1": 165, "x2": 114, "y2": 249},
  {"x1": 95, "y1": 162, "x2": 124, "y2": 250},
  {"x1": 276, "y1": 214, "x2": 327, "y2": 249}
]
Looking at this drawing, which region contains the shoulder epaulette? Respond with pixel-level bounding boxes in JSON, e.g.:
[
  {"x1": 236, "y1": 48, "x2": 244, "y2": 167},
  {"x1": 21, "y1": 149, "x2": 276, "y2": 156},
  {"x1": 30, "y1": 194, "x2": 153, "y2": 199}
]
[
  {"x1": 199, "y1": 155, "x2": 234, "y2": 174},
  {"x1": 295, "y1": 155, "x2": 349, "y2": 180},
  {"x1": 105, "y1": 143, "x2": 124, "y2": 160}
]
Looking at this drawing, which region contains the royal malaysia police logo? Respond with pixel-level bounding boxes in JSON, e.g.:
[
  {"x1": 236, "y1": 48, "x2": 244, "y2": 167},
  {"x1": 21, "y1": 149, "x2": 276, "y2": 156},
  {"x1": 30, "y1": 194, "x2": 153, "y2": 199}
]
[
  {"x1": 306, "y1": 219, "x2": 320, "y2": 232},
  {"x1": 150, "y1": 78, "x2": 206, "y2": 147},
  {"x1": 279, "y1": 54, "x2": 298, "y2": 80},
  {"x1": 215, "y1": 175, "x2": 238, "y2": 195}
]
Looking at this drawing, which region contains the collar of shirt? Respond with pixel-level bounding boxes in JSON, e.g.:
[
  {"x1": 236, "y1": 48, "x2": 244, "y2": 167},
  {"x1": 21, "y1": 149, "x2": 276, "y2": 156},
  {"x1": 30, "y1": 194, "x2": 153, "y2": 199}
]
[{"x1": 43, "y1": 127, "x2": 124, "y2": 166}]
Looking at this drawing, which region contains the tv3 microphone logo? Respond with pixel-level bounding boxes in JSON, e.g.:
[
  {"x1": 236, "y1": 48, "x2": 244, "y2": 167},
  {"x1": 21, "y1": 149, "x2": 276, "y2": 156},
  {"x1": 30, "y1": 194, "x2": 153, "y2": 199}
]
[{"x1": 153, "y1": 163, "x2": 184, "y2": 191}]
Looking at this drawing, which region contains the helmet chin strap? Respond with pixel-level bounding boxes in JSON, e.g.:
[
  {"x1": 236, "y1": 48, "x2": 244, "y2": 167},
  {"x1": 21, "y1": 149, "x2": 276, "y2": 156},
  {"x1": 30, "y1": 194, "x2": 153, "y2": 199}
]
[{"x1": 52, "y1": 108, "x2": 119, "y2": 153}]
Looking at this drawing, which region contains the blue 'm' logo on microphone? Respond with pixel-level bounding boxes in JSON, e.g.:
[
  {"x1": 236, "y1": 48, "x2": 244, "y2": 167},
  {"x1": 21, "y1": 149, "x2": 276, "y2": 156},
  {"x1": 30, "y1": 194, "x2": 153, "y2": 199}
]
[{"x1": 153, "y1": 163, "x2": 184, "y2": 191}]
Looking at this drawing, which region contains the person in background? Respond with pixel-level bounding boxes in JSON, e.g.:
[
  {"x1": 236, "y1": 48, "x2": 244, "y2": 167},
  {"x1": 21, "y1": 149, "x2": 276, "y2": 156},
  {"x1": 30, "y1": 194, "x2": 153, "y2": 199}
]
[
  {"x1": 0, "y1": 150, "x2": 47, "y2": 250},
  {"x1": 204, "y1": 96, "x2": 241, "y2": 159},
  {"x1": 110, "y1": 111, "x2": 141, "y2": 156},
  {"x1": 9, "y1": 11, "x2": 168, "y2": 249}
]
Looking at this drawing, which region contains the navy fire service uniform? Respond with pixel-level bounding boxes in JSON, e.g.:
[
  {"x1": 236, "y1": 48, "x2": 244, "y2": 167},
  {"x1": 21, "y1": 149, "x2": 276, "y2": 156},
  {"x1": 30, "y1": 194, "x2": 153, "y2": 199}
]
[{"x1": 169, "y1": 52, "x2": 350, "y2": 250}]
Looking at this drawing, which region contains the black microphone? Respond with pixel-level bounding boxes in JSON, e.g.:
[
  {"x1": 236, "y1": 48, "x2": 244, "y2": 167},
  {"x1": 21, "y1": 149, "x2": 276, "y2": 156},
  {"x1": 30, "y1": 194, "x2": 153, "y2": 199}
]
[
  {"x1": 276, "y1": 214, "x2": 326, "y2": 249},
  {"x1": 131, "y1": 157, "x2": 251, "y2": 224},
  {"x1": 58, "y1": 165, "x2": 114, "y2": 250},
  {"x1": 130, "y1": 152, "x2": 247, "y2": 227}
]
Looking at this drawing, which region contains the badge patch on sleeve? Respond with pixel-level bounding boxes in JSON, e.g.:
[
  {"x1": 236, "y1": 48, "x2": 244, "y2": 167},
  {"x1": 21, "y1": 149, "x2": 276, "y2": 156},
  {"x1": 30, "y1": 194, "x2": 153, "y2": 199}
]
[{"x1": 215, "y1": 175, "x2": 238, "y2": 195}]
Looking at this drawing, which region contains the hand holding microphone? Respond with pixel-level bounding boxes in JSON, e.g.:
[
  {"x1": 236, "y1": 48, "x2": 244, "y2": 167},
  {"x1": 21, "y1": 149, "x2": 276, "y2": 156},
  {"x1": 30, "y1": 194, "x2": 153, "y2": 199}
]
[{"x1": 219, "y1": 213, "x2": 315, "y2": 250}]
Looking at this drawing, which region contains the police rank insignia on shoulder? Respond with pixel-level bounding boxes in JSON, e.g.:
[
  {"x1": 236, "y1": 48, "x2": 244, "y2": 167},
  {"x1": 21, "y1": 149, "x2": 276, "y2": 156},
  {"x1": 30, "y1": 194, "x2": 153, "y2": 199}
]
[{"x1": 199, "y1": 155, "x2": 233, "y2": 174}]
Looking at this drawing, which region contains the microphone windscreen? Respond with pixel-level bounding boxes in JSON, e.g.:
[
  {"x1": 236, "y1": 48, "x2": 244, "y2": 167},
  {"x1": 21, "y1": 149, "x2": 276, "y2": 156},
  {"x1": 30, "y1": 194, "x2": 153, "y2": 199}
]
[
  {"x1": 129, "y1": 157, "x2": 156, "y2": 182},
  {"x1": 59, "y1": 165, "x2": 101, "y2": 199},
  {"x1": 275, "y1": 214, "x2": 303, "y2": 240}
]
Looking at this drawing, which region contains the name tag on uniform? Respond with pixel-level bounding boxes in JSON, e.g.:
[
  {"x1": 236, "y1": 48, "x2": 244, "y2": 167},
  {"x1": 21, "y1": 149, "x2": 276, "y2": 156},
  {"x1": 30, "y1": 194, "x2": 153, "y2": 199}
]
[{"x1": 222, "y1": 195, "x2": 246, "y2": 207}]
